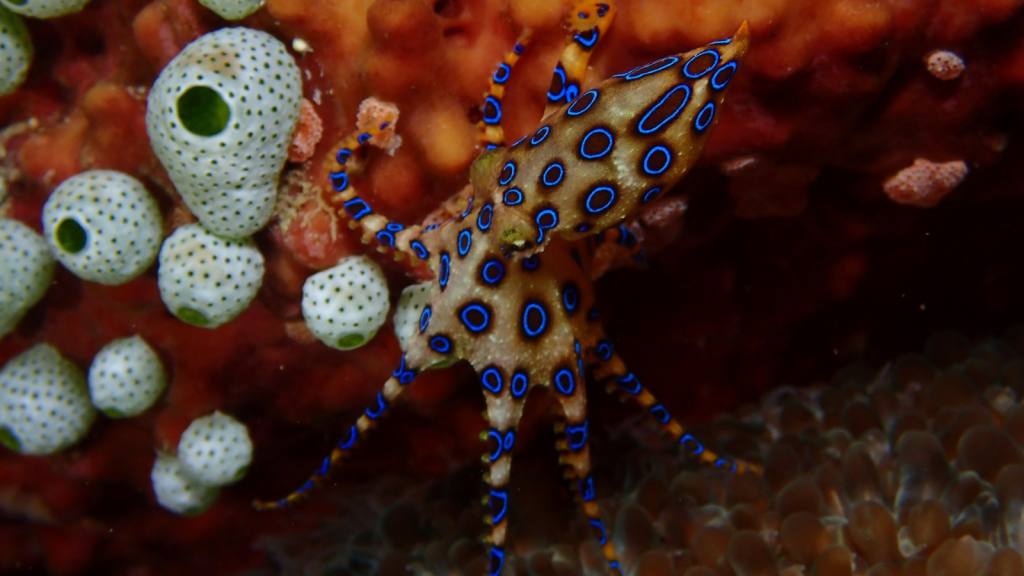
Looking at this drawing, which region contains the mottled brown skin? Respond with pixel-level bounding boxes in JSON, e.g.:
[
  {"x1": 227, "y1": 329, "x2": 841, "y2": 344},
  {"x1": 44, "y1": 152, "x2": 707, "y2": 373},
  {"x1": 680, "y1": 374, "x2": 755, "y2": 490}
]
[{"x1": 256, "y1": 4, "x2": 756, "y2": 574}]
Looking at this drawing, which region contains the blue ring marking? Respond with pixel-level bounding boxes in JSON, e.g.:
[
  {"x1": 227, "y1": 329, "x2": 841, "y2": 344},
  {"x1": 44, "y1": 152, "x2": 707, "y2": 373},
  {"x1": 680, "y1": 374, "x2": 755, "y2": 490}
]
[
  {"x1": 511, "y1": 370, "x2": 529, "y2": 398},
  {"x1": 580, "y1": 128, "x2": 613, "y2": 159},
  {"x1": 503, "y1": 430, "x2": 514, "y2": 451},
  {"x1": 490, "y1": 489, "x2": 509, "y2": 523},
  {"x1": 554, "y1": 368, "x2": 575, "y2": 395},
  {"x1": 577, "y1": 475, "x2": 595, "y2": 501},
  {"x1": 365, "y1": 392, "x2": 387, "y2": 419},
  {"x1": 642, "y1": 187, "x2": 662, "y2": 203},
  {"x1": 610, "y1": 562, "x2": 623, "y2": 576},
  {"x1": 638, "y1": 84, "x2": 691, "y2": 134},
  {"x1": 457, "y1": 229, "x2": 472, "y2": 257},
  {"x1": 649, "y1": 404, "x2": 670, "y2": 423},
  {"x1": 523, "y1": 255, "x2": 539, "y2": 271},
  {"x1": 711, "y1": 61, "x2": 738, "y2": 89},
  {"x1": 329, "y1": 171, "x2": 349, "y2": 192},
  {"x1": 643, "y1": 145, "x2": 672, "y2": 176},
  {"x1": 336, "y1": 149, "x2": 352, "y2": 164},
  {"x1": 695, "y1": 102, "x2": 715, "y2": 131},
  {"x1": 680, "y1": 433, "x2": 705, "y2": 455},
  {"x1": 424, "y1": 223, "x2": 440, "y2": 232},
  {"x1": 459, "y1": 303, "x2": 491, "y2": 333},
  {"x1": 419, "y1": 306, "x2": 431, "y2": 332},
  {"x1": 483, "y1": 96, "x2": 502, "y2": 125},
  {"x1": 477, "y1": 203, "x2": 493, "y2": 231},
  {"x1": 522, "y1": 302, "x2": 548, "y2": 337},
  {"x1": 618, "y1": 225, "x2": 637, "y2": 248},
  {"x1": 566, "y1": 420, "x2": 588, "y2": 451},
  {"x1": 481, "y1": 367, "x2": 503, "y2": 393},
  {"x1": 588, "y1": 306, "x2": 599, "y2": 320},
  {"x1": 486, "y1": 144, "x2": 499, "y2": 151},
  {"x1": 576, "y1": 224, "x2": 590, "y2": 233},
  {"x1": 379, "y1": 122, "x2": 391, "y2": 130},
  {"x1": 489, "y1": 547, "x2": 505, "y2": 576},
  {"x1": 621, "y1": 56, "x2": 679, "y2": 81},
  {"x1": 487, "y1": 429, "x2": 503, "y2": 460},
  {"x1": 481, "y1": 259, "x2": 504, "y2": 285},
  {"x1": 460, "y1": 196, "x2": 474, "y2": 219},
  {"x1": 513, "y1": 42, "x2": 525, "y2": 54},
  {"x1": 493, "y1": 63, "x2": 511, "y2": 84},
  {"x1": 376, "y1": 230, "x2": 395, "y2": 247},
  {"x1": 564, "y1": 84, "x2": 579, "y2": 104},
  {"x1": 357, "y1": 133, "x2": 371, "y2": 144},
  {"x1": 567, "y1": 90, "x2": 599, "y2": 116},
  {"x1": 386, "y1": 222, "x2": 404, "y2": 232},
  {"x1": 709, "y1": 37, "x2": 732, "y2": 45},
  {"x1": 410, "y1": 240, "x2": 429, "y2": 259},
  {"x1": 575, "y1": 340, "x2": 584, "y2": 380},
  {"x1": 584, "y1": 186, "x2": 616, "y2": 214},
  {"x1": 534, "y1": 209, "x2": 558, "y2": 244},
  {"x1": 511, "y1": 135, "x2": 527, "y2": 147},
  {"x1": 596, "y1": 341, "x2": 613, "y2": 360},
  {"x1": 563, "y1": 283, "x2": 579, "y2": 312},
  {"x1": 596, "y1": 2, "x2": 609, "y2": 16},
  {"x1": 574, "y1": 28, "x2": 599, "y2": 48},
  {"x1": 338, "y1": 425, "x2": 358, "y2": 449},
  {"x1": 548, "y1": 65, "x2": 567, "y2": 103},
  {"x1": 541, "y1": 162, "x2": 564, "y2": 187},
  {"x1": 614, "y1": 372, "x2": 642, "y2": 394},
  {"x1": 315, "y1": 456, "x2": 330, "y2": 476},
  {"x1": 343, "y1": 198, "x2": 371, "y2": 219},
  {"x1": 683, "y1": 49, "x2": 720, "y2": 79},
  {"x1": 530, "y1": 125, "x2": 550, "y2": 145},
  {"x1": 438, "y1": 253, "x2": 450, "y2": 289},
  {"x1": 392, "y1": 355, "x2": 417, "y2": 385},
  {"x1": 498, "y1": 162, "x2": 516, "y2": 186},
  {"x1": 429, "y1": 335, "x2": 452, "y2": 354},
  {"x1": 589, "y1": 519, "x2": 608, "y2": 546},
  {"x1": 503, "y1": 188, "x2": 524, "y2": 206},
  {"x1": 717, "y1": 459, "x2": 737, "y2": 472}
]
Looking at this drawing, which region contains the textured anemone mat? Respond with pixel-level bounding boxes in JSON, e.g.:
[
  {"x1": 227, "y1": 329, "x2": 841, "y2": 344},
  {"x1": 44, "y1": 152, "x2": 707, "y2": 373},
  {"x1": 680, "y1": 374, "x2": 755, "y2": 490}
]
[{"x1": 250, "y1": 327, "x2": 1024, "y2": 576}]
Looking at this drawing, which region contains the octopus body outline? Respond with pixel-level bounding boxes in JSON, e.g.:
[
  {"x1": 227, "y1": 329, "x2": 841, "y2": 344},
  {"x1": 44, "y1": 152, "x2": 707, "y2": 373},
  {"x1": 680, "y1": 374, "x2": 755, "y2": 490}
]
[{"x1": 256, "y1": 3, "x2": 760, "y2": 574}]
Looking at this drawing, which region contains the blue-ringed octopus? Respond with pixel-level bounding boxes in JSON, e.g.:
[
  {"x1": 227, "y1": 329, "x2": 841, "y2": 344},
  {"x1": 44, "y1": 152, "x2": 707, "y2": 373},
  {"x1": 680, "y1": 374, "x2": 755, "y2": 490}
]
[{"x1": 255, "y1": 3, "x2": 760, "y2": 575}]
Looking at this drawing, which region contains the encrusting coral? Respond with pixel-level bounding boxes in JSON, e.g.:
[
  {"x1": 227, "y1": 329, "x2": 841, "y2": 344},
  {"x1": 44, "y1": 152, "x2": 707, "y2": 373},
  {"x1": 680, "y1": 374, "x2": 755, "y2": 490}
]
[{"x1": 0, "y1": 0, "x2": 1024, "y2": 573}]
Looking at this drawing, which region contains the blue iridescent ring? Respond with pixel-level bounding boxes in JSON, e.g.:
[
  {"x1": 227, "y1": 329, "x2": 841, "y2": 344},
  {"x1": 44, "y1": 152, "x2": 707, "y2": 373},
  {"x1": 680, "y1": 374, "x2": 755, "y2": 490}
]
[
  {"x1": 541, "y1": 162, "x2": 564, "y2": 187},
  {"x1": 530, "y1": 126, "x2": 550, "y2": 146},
  {"x1": 498, "y1": 162, "x2": 516, "y2": 186},
  {"x1": 503, "y1": 188, "x2": 524, "y2": 206},
  {"x1": 682, "y1": 49, "x2": 720, "y2": 79},
  {"x1": 584, "y1": 186, "x2": 616, "y2": 213},
  {"x1": 711, "y1": 61, "x2": 738, "y2": 89},
  {"x1": 457, "y1": 229, "x2": 472, "y2": 257},
  {"x1": 642, "y1": 146, "x2": 672, "y2": 176},
  {"x1": 481, "y1": 259, "x2": 504, "y2": 285},
  {"x1": 694, "y1": 102, "x2": 715, "y2": 131},
  {"x1": 567, "y1": 90, "x2": 599, "y2": 116}
]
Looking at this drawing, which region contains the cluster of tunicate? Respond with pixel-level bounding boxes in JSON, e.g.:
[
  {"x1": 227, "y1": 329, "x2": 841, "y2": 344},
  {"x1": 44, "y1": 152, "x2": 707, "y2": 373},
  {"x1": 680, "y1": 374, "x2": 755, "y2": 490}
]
[
  {"x1": 196, "y1": 0, "x2": 262, "y2": 20},
  {"x1": 0, "y1": 334, "x2": 168, "y2": 455},
  {"x1": 301, "y1": 255, "x2": 390, "y2": 351},
  {"x1": 43, "y1": 170, "x2": 163, "y2": 285},
  {"x1": 258, "y1": 327, "x2": 1024, "y2": 576},
  {"x1": 0, "y1": 218, "x2": 54, "y2": 339},
  {"x1": 0, "y1": 0, "x2": 90, "y2": 18},
  {"x1": 151, "y1": 411, "x2": 252, "y2": 514},
  {"x1": 0, "y1": 344, "x2": 94, "y2": 455},
  {"x1": 146, "y1": 27, "x2": 301, "y2": 239},
  {"x1": 88, "y1": 335, "x2": 167, "y2": 418},
  {"x1": 392, "y1": 282, "x2": 431, "y2": 352},
  {"x1": 157, "y1": 223, "x2": 265, "y2": 328},
  {"x1": 0, "y1": 6, "x2": 31, "y2": 95}
]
